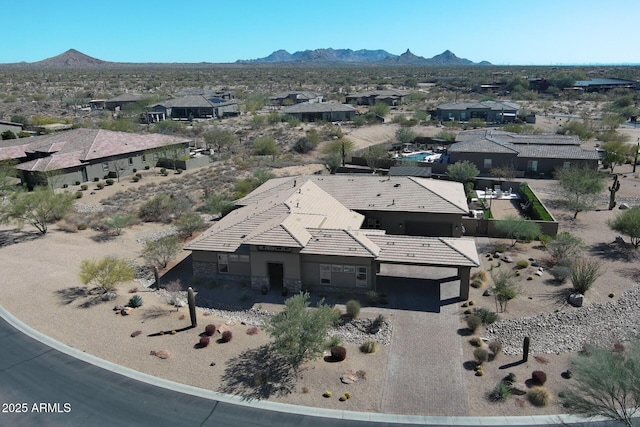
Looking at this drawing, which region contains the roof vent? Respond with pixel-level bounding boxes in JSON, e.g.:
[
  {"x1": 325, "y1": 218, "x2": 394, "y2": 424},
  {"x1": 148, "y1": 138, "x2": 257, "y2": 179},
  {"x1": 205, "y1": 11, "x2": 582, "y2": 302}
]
[
  {"x1": 394, "y1": 183, "x2": 401, "y2": 188},
  {"x1": 376, "y1": 193, "x2": 381, "y2": 196}
]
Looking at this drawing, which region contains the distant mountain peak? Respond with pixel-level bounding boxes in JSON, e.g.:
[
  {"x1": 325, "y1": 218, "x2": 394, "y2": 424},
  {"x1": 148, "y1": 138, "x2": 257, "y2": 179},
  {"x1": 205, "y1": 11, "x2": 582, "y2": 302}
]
[{"x1": 32, "y1": 49, "x2": 110, "y2": 68}]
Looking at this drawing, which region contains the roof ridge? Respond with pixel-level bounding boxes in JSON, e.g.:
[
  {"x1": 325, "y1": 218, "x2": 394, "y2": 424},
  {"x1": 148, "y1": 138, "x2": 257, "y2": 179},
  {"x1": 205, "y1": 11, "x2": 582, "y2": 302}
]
[
  {"x1": 407, "y1": 176, "x2": 468, "y2": 213},
  {"x1": 344, "y1": 229, "x2": 380, "y2": 257},
  {"x1": 438, "y1": 237, "x2": 479, "y2": 266}
]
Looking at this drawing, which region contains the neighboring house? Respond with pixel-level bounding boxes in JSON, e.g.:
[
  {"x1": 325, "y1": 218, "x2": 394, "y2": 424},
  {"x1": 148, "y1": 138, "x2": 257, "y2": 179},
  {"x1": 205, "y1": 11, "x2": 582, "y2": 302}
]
[
  {"x1": 149, "y1": 95, "x2": 239, "y2": 121},
  {"x1": 448, "y1": 129, "x2": 600, "y2": 176},
  {"x1": 185, "y1": 175, "x2": 478, "y2": 299},
  {"x1": 282, "y1": 102, "x2": 356, "y2": 122},
  {"x1": 0, "y1": 128, "x2": 191, "y2": 188},
  {"x1": 345, "y1": 89, "x2": 408, "y2": 106},
  {"x1": 104, "y1": 93, "x2": 144, "y2": 111},
  {"x1": 270, "y1": 91, "x2": 324, "y2": 107},
  {"x1": 572, "y1": 78, "x2": 638, "y2": 92},
  {"x1": 435, "y1": 101, "x2": 521, "y2": 123}
]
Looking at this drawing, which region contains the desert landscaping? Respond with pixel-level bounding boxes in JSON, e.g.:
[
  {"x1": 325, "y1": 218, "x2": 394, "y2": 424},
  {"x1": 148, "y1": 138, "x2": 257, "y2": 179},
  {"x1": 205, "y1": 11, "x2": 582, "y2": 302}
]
[{"x1": 2, "y1": 60, "x2": 640, "y2": 421}]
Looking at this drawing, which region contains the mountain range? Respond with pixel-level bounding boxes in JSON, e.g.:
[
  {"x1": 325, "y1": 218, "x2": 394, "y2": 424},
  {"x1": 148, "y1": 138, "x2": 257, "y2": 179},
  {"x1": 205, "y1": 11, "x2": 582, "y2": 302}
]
[
  {"x1": 2, "y1": 48, "x2": 491, "y2": 68},
  {"x1": 238, "y1": 48, "x2": 491, "y2": 65}
]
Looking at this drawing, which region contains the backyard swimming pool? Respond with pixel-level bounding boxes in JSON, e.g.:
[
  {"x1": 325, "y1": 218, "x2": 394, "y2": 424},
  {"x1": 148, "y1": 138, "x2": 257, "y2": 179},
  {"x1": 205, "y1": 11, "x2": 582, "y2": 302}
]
[{"x1": 398, "y1": 151, "x2": 442, "y2": 162}]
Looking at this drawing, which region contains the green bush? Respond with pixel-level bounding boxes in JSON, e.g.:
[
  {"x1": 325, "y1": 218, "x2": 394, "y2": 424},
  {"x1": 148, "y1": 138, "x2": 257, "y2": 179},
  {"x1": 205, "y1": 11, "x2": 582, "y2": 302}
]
[
  {"x1": 345, "y1": 300, "x2": 361, "y2": 319},
  {"x1": 105, "y1": 178, "x2": 114, "y2": 186},
  {"x1": 360, "y1": 340, "x2": 379, "y2": 354},
  {"x1": 96, "y1": 182, "x2": 105, "y2": 189},
  {"x1": 516, "y1": 260, "x2": 529, "y2": 269},
  {"x1": 488, "y1": 381, "x2": 512, "y2": 402},
  {"x1": 144, "y1": 165, "x2": 150, "y2": 170},
  {"x1": 477, "y1": 308, "x2": 498, "y2": 325},
  {"x1": 467, "y1": 315, "x2": 482, "y2": 332},
  {"x1": 366, "y1": 290, "x2": 380, "y2": 304},
  {"x1": 80, "y1": 184, "x2": 88, "y2": 191},
  {"x1": 93, "y1": 177, "x2": 99, "y2": 182},
  {"x1": 75, "y1": 191, "x2": 83, "y2": 199},
  {"x1": 128, "y1": 295, "x2": 143, "y2": 308},
  {"x1": 488, "y1": 340, "x2": 503, "y2": 357},
  {"x1": 326, "y1": 335, "x2": 342, "y2": 348},
  {"x1": 519, "y1": 183, "x2": 553, "y2": 221}
]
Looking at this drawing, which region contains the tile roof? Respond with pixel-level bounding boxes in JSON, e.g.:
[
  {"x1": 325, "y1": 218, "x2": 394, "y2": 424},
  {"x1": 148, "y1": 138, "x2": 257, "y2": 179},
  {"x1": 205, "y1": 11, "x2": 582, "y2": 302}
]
[
  {"x1": 186, "y1": 176, "x2": 479, "y2": 267},
  {"x1": 367, "y1": 234, "x2": 479, "y2": 267},
  {"x1": 437, "y1": 101, "x2": 520, "y2": 111},
  {"x1": 106, "y1": 93, "x2": 144, "y2": 103},
  {"x1": 154, "y1": 95, "x2": 215, "y2": 109},
  {"x1": 450, "y1": 130, "x2": 598, "y2": 160},
  {"x1": 238, "y1": 175, "x2": 469, "y2": 215},
  {"x1": 11, "y1": 129, "x2": 190, "y2": 172},
  {"x1": 270, "y1": 91, "x2": 323, "y2": 100},
  {"x1": 282, "y1": 102, "x2": 356, "y2": 114},
  {"x1": 346, "y1": 89, "x2": 409, "y2": 98}
]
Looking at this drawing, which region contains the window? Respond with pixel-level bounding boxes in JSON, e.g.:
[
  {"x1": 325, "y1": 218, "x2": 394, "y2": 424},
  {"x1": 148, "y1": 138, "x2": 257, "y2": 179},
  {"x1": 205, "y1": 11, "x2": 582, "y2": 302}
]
[
  {"x1": 128, "y1": 157, "x2": 133, "y2": 165},
  {"x1": 460, "y1": 112, "x2": 467, "y2": 120},
  {"x1": 238, "y1": 255, "x2": 250, "y2": 263},
  {"x1": 102, "y1": 162, "x2": 109, "y2": 172},
  {"x1": 343, "y1": 265, "x2": 355, "y2": 274},
  {"x1": 332, "y1": 264, "x2": 343, "y2": 272},
  {"x1": 356, "y1": 266, "x2": 367, "y2": 288},
  {"x1": 527, "y1": 160, "x2": 538, "y2": 172},
  {"x1": 217, "y1": 254, "x2": 228, "y2": 273},
  {"x1": 142, "y1": 154, "x2": 147, "y2": 162},
  {"x1": 229, "y1": 254, "x2": 239, "y2": 262},
  {"x1": 563, "y1": 161, "x2": 571, "y2": 168},
  {"x1": 366, "y1": 218, "x2": 381, "y2": 229},
  {"x1": 319, "y1": 264, "x2": 331, "y2": 284},
  {"x1": 483, "y1": 159, "x2": 492, "y2": 169}
]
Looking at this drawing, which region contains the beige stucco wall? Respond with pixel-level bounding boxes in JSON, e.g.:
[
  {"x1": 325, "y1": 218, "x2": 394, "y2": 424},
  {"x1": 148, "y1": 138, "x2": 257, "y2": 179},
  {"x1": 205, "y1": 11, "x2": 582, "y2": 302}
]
[{"x1": 300, "y1": 254, "x2": 375, "y2": 290}]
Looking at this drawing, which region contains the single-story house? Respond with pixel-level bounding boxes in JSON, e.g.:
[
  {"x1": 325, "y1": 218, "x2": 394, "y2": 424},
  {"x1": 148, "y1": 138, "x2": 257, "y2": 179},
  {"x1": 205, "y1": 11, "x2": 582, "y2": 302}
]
[
  {"x1": 448, "y1": 129, "x2": 600, "y2": 176},
  {"x1": 149, "y1": 95, "x2": 239, "y2": 121},
  {"x1": 572, "y1": 78, "x2": 638, "y2": 92},
  {"x1": 435, "y1": 101, "x2": 520, "y2": 123},
  {"x1": 282, "y1": 102, "x2": 356, "y2": 122},
  {"x1": 270, "y1": 91, "x2": 324, "y2": 107},
  {"x1": 185, "y1": 175, "x2": 479, "y2": 300},
  {"x1": 104, "y1": 93, "x2": 145, "y2": 111},
  {"x1": 345, "y1": 89, "x2": 408, "y2": 106},
  {"x1": 0, "y1": 128, "x2": 191, "y2": 188}
]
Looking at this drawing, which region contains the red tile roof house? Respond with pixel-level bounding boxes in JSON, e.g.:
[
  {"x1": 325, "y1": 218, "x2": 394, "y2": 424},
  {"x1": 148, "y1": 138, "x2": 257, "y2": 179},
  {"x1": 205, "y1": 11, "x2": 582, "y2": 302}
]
[
  {"x1": 185, "y1": 175, "x2": 480, "y2": 300},
  {"x1": 0, "y1": 128, "x2": 191, "y2": 189}
]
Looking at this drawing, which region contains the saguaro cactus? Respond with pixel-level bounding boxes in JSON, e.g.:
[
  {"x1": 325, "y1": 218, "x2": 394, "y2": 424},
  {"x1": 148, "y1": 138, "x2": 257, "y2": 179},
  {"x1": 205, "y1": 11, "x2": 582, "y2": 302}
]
[
  {"x1": 609, "y1": 174, "x2": 620, "y2": 210},
  {"x1": 523, "y1": 336, "x2": 530, "y2": 362},
  {"x1": 187, "y1": 287, "x2": 196, "y2": 328}
]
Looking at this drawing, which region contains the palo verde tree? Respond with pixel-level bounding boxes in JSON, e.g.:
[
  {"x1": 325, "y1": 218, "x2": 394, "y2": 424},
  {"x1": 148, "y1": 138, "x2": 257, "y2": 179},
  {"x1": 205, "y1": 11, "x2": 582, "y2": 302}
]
[
  {"x1": 363, "y1": 144, "x2": 389, "y2": 172},
  {"x1": 78, "y1": 256, "x2": 135, "y2": 293},
  {"x1": 141, "y1": 235, "x2": 182, "y2": 269},
  {"x1": 265, "y1": 292, "x2": 340, "y2": 369},
  {"x1": 560, "y1": 340, "x2": 640, "y2": 427},
  {"x1": 608, "y1": 207, "x2": 640, "y2": 248},
  {"x1": 600, "y1": 140, "x2": 632, "y2": 174},
  {"x1": 0, "y1": 186, "x2": 76, "y2": 234},
  {"x1": 495, "y1": 215, "x2": 541, "y2": 247},
  {"x1": 555, "y1": 165, "x2": 605, "y2": 219},
  {"x1": 203, "y1": 128, "x2": 235, "y2": 156},
  {"x1": 447, "y1": 160, "x2": 480, "y2": 200}
]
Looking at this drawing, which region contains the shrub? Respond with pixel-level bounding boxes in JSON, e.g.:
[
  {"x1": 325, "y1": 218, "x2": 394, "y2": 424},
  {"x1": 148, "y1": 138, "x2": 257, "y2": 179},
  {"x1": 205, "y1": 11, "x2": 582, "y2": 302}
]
[
  {"x1": 504, "y1": 372, "x2": 517, "y2": 383},
  {"x1": 144, "y1": 165, "x2": 150, "y2": 170},
  {"x1": 246, "y1": 326, "x2": 258, "y2": 335},
  {"x1": 96, "y1": 182, "x2": 105, "y2": 189},
  {"x1": 128, "y1": 295, "x2": 143, "y2": 308},
  {"x1": 470, "y1": 278, "x2": 484, "y2": 288},
  {"x1": 494, "y1": 244, "x2": 507, "y2": 253},
  {"x1": 519, "y1": 183, "x2": 553, "y2": 221},
  {"x1": 474, "y1": 347, "x2": 489, "y2": 365},
  {"x1": 75, "y1": 191, "x2": 83, "y2": 199},
  {"x1": 135, "y1": 173, "x2": 142, "y2": 179},
  {"x1": 528, "y1": 387, "x2": 552, "y2": 407},
  {"x1": 132, "y1": 176, "x2": 140, "y2": 182},
  {"x1": 488, "y1": 340, "x2": 503, "y2": 357},
  {"x1": 80, "y1": 184, "x2": 88, "y2": 190},
  {"x1": 204, "y1": 324, "x2": 217, "y2": 336},
  {"x1": 330, "y1": 345, "x2": 347, "y2": 361},
  {"x1": 466, "y1": 315, "x2": 482, "y2": 332},
  {"x1": 199, "y1": 336, "x2": 210, "y2": 348},
  {"x1": 531, "y1": 370, "x2": 547, "y2": 386},
  {"x1": 372, "y1": 314, "x2": 386, "y2": 329},
  {"x1": 160, "y1": 168, "x2": 167, "y2": 175},
  {"x1": 326, "y1": 335, "x2": 342, "y2": 348},
  {"x1": 516, "y1": 260, "x2": 529, "y2": 269},
  {"x1": 77, "y1": 223, "x2": 88, "y2": 230},
  {"x1": 471, "y1": 269, "x2": 488, "y2": 282},
  {"x1": 176, "y1": 168, "x2": 183, "y2": 174},
  {"x1": 74, "y1": 181, "x2": 81, "y2": 186},
  {"x1": 477, "y1": 308, "x2": 498, "y2": 325},
  {"x1": 469, "y1": 337, "x2": 483, "y2": 347},
  {"x1": 345, "y1": 300, "x2": 361, "y2": 319},
  {"x1": 366, "y1": 290, "x2": 380, "y2": 304},
  {"x1": 220, "y1": 330, "x2": 232, "y2": 343},
  {"x1": 360, "y1": 340, "x2": 378, "y2": 354},
  {"x1": 488, "y1": 381, "x2": 512, "y2": 402},
  {"x1": 550, "y1": 265, "x2": 571, "y2": 283},
  {"x1": 93, "y1": 177, "x2": 99, "y2": 182},
  {"x1": 105, "y1": 178, "x2": 114, "y2": 186}
]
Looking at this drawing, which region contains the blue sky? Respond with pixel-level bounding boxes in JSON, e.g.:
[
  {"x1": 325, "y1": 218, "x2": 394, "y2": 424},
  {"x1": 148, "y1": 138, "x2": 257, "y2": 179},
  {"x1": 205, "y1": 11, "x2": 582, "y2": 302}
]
[{"x1": 3, "y1": 0, "x2": 637, "y2": 65}]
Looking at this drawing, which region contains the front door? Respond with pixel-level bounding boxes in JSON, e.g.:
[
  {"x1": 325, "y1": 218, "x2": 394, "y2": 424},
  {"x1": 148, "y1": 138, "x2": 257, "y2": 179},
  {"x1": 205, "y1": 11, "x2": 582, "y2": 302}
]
[{"x1": 267, "y1": 263, "x2": 284, "y2": 290}]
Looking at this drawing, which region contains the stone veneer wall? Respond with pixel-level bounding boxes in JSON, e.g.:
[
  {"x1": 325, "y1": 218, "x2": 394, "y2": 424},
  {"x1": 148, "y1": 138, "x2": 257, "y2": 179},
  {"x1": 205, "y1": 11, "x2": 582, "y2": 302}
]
[{"x1": 251, "y1": 276, "x2": 302, "y2": 294}]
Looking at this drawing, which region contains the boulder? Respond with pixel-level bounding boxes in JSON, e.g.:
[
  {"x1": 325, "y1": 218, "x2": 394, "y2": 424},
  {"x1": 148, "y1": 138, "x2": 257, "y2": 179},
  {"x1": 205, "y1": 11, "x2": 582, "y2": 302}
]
[
  {"x1": 340, "y1": 370, "x2": 358, "y2": 384},
  {"x1": 619, "y1": 203, "x2": 630, "y2": 210},
  {"x1": 121, "y1": 307, "x2": 134, "y2": 316},
  {"x1": 568, "y1": 292, "x2": 584, "y2": 307},
  {"x1": 113, "y1": 305, "x2": 125, "y2": 311},
  {"x1": 535, "y1": 270, "x2": 543, "y2": 277},
  {"x1": 483, "y1": 289, "x2": 493, "y2": 297},
  {"x1": 502, "y1": 255, "x2": 514, "y2": 263}
]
